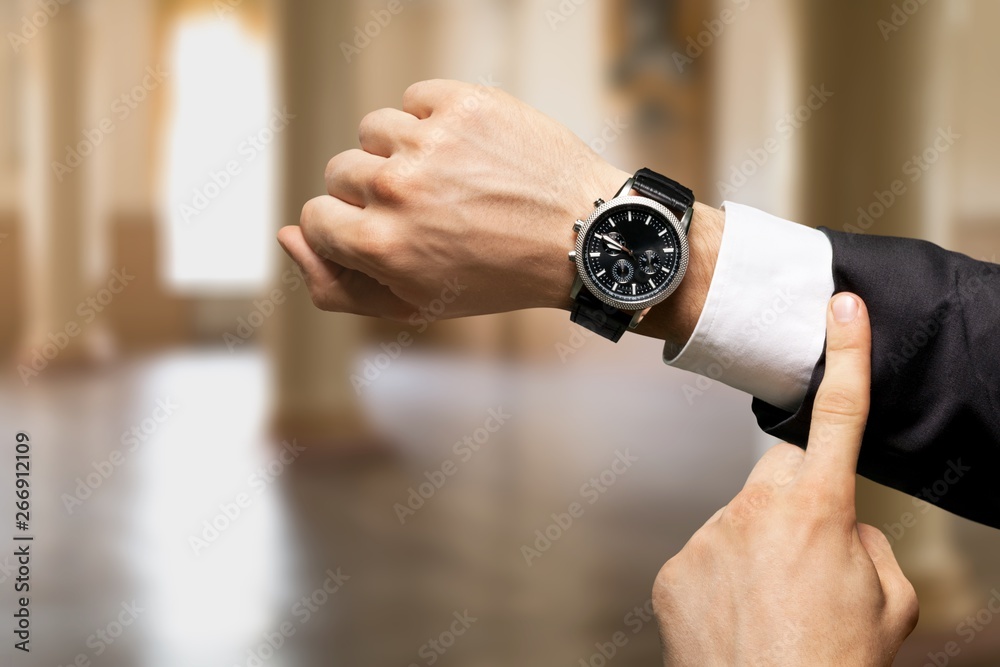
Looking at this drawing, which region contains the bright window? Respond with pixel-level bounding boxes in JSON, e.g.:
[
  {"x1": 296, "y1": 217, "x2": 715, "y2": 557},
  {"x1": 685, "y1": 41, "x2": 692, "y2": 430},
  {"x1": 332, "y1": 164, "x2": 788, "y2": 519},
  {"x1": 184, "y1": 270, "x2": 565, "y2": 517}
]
[{"x1": 161, "y1": 16, "x2": 276, "y2": 293}]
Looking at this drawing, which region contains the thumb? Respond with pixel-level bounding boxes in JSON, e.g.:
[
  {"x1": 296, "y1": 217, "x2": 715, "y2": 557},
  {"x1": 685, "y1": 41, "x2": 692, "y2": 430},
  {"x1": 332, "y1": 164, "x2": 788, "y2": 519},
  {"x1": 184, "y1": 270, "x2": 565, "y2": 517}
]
[
  {"x1": 798, "y1": 293, "x2": 872, "y2": 500},
  {"x1": 276, "y1": 226, "x2": 412, "y2": 319},
  {"x1": 857, "y1": 524, "x2": 920, "y2": 636}
]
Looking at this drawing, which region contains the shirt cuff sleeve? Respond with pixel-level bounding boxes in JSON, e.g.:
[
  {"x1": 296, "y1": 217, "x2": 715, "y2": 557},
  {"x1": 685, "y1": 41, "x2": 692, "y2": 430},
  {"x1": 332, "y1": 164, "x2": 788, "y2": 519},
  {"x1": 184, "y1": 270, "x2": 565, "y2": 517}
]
[{"x1": 662, "y1": 202, "x2": 834, "y2": 412}]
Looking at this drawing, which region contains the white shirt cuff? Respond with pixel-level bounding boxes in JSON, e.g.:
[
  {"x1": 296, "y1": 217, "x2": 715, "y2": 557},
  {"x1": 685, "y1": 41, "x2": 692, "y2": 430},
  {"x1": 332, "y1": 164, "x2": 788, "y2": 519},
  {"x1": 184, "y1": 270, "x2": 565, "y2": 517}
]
[{"x1": 663, "y1": 202, "x2": 834, "y2": 412}]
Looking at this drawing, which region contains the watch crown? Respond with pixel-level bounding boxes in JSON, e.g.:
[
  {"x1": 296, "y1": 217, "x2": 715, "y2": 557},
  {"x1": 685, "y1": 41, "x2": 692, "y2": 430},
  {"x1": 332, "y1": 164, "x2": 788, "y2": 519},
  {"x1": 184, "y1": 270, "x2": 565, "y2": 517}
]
[
  {"x1": 567, "y1": 250, "x2": 577, "y2": 262},
  {"x1": 573, "y1": 220, "x2": 583, "y2": 232},
  {"x1": 594, "y1": 198, "x2": 605, "y2": 208}
]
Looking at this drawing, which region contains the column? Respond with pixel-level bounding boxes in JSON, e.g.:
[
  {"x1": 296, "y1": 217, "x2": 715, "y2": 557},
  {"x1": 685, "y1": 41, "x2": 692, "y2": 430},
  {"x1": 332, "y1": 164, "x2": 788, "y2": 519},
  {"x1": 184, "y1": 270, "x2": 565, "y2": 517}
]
[
  {"x1": 18, "y1": 0, "x2": 91, "y2": 370},
  {"x1": 270, "y1": 0, "x2": 373, "y2": 445}
]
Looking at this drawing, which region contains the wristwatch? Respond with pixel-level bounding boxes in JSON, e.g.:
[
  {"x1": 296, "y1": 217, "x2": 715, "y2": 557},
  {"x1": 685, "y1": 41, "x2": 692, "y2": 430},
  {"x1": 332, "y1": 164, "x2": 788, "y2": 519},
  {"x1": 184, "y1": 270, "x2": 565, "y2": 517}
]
[{"x1": 568, "y1": 168, "x2": 695, "y2": 342}]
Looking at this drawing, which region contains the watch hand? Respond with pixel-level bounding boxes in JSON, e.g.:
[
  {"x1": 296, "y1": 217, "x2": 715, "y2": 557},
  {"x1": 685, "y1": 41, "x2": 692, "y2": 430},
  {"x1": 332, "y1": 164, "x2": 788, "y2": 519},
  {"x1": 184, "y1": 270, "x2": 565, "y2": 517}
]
[
  {"x1": 599, "y1": 234, "x2": 623, "y2": 250},
  {"x1": 599, "y1": 234, "x2": 635, "y2": 258}
]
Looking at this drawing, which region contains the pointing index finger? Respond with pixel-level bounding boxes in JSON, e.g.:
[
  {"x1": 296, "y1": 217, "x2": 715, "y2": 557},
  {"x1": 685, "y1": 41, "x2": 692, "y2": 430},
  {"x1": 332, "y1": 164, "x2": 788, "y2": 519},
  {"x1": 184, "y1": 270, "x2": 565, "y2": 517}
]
[{"x1": 798, "y1": 293, "x2": 872, "y2": 501}]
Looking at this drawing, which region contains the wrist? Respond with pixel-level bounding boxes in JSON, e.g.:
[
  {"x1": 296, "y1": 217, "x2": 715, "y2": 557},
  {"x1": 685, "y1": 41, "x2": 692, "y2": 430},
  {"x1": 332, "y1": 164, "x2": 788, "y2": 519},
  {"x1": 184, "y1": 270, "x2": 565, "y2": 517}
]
[
  {"x1": 544, "y1": 163, "x2": 631, "y2": 312},
  {"x1": 633, "y1": 202, "x2": 724, "y2": 347}
]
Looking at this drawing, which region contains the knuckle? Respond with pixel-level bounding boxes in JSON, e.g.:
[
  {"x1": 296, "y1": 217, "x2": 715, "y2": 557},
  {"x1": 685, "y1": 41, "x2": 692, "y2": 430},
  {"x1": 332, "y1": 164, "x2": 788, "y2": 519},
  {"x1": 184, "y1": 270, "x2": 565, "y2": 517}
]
[
  {"x1": 725, "y1": 486, "x2": 773, "y2": 525},
  {"x1": 324, "y1": 149, "x2": 362, "y2": 189},
  {"x1": 299, "y1": 197, "x2": 324, "y2": 237},
  {"x1": 384, "y1": 153, "x2": 429, "y2": 196},
  {"x1": 358, "y1": 109, "x2": 379, "y2": 133},
  {"x1": 651, "y1": 558, "x2": 684, "y2": 614},
  {"x1": 652, "y1": 530, "x2": 716, "y2": 616},
  {"x1": 404, "y1": 79, "x2": 448, "y2": 108},
  {"x1": 441, "y1": 82, "x2": 481, "y2": 113},
  {"x1": 680, "y1": 525, "x2": 715, "y2": 560},
  {"x1": 455, "y1": 84, "x2": 494, "y2": 118},
  {"x1": 369, "y1": 165, "x2": 410, "y2": 203},
  {"x1": 409, "y1": 122, "x2": 443, "y2": 150},
  {"x1": 358, "y1": 109, "x2": 386, "y2": 144},
  {"x1": 466, "y1": 82, "x2": 492, "y2": 106},
  {"x1": 324, "y1": 154, "x2": 342, "y2": 187},
  {"x1": 814, "y1": 384, "x2": 866, "y2": 420},
  {"x1": 827, "y1": 336, "x2": 869, "y2": 355},
  {"x1": 299, "y1": 199, "x2": 313, "y2": 228},
  {"x1": 432, "y1": 78, "x2": 464, "y2": 97},
  {"x1": 299, "y1": 198, "x2": 335, "y2": 259},
  {"x1": 403, "y1": 79, "x2": 432, "y2": 101}
]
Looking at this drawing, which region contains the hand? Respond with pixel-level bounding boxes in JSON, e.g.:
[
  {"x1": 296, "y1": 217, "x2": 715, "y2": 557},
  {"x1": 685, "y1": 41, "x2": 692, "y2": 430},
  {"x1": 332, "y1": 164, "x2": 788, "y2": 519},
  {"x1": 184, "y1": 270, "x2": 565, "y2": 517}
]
[
  {"x1": 277, "y1": 79, "x2": 724, "y2": 347},
  {"x1": 652, "y1": 293, "x2": 919, "y2": 667},
  {"x1": 278, "y1": 79, "x2": 628, "y2": 322}
]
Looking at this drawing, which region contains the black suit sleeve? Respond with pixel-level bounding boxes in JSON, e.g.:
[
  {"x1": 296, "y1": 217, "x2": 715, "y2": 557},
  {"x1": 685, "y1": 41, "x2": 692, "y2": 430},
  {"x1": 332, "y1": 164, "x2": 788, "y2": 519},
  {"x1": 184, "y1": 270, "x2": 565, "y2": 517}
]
[{"x1": 751, "y1": 228, "x2": 1000, "y2": 529}]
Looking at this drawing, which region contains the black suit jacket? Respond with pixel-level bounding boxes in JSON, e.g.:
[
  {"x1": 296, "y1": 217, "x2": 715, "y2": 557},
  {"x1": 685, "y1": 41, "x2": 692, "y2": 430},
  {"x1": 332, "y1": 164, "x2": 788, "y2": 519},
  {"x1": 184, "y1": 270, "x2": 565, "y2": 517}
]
[{"x1": 752, "y1": 228, "x2": 1000, "y2": 529}]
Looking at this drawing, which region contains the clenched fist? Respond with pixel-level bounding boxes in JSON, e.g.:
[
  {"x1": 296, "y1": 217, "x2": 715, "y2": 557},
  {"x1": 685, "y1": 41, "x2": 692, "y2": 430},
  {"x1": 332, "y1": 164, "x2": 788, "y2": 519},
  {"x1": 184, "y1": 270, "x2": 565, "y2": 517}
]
[
  {"x1": 278, "y1": 79, "x2": 630, "y2": 321},
  {"x1": 277, "y1": 79, "x2": 723, "y2": 346}
]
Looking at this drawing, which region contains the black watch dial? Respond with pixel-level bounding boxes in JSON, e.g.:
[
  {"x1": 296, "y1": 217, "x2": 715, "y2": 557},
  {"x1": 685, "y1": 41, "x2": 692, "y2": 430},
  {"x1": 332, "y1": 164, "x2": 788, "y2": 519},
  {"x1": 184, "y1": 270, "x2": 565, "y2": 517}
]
[{"x1": 581, "y1": 204, "x2": 682, "y2": 304}]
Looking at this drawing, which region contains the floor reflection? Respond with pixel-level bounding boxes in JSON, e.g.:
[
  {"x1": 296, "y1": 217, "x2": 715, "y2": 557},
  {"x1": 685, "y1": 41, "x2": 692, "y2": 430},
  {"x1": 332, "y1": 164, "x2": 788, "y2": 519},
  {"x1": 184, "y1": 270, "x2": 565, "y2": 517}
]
[{"x1": 9, "y1": 347, "x2": 998, "y2": 665}]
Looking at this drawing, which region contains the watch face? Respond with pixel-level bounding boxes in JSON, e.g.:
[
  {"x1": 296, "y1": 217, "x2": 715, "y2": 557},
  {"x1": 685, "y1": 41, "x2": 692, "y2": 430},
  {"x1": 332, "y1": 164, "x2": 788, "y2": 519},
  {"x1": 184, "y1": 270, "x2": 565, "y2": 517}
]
[{"x1": 576, "y1": 198, "x2": 688, "y2": 309}]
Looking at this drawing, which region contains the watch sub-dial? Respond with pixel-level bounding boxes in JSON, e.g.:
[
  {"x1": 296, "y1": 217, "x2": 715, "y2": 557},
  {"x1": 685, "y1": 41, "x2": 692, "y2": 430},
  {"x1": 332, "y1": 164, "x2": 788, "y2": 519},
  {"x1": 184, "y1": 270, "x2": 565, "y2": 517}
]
[
  {"x1": 602, "y1": 231, "x2": 627, "y2": 256},
  {"x1": 612, "y1": 258, "x2": 634, "y2": 284},
  {"x1": 639, "y1": 250, "x2": 662, "y2": 275}
]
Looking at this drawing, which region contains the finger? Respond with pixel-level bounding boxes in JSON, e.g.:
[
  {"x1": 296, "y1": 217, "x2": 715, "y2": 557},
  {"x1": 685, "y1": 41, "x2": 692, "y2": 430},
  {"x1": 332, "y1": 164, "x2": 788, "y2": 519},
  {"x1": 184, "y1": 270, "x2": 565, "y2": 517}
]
[
  {"x1": 277, "y1": 226, "x2": 411, "y2": 320},
  {"x1": 743, "y1": 442, "x2": 805, "y2": 490},
  {"x1": 299, "y1": 195, "x2": 374, "y2": 274},
  {"x1": 402, "y1": 79, "x2": 454, "y2": 119},
  {"x1": 857, "y1": 524, "x2": 920, "y2": 634},
  {"x1": 798, "y1": 293, "x2": 872, "y2": 498},
  {"x1": 359, "y1": 107, "x2": 420, "y2": 157},
  {"x1": 856, "y1": 524, "x2": 899, "y2": 581},
  {"x1": 325, "y1": 149, "x2": 386, "y2": 206},
  {"x1": 278, "y1": 224, "x2": 342, "y2": 280}
]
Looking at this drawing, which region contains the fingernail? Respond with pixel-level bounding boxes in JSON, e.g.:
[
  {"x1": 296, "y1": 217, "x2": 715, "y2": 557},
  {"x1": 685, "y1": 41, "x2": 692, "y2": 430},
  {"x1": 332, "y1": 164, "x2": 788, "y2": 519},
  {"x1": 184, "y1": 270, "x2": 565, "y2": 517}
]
[{"x1": 832, "y1": 294, "x2": 859, "y2": 322}]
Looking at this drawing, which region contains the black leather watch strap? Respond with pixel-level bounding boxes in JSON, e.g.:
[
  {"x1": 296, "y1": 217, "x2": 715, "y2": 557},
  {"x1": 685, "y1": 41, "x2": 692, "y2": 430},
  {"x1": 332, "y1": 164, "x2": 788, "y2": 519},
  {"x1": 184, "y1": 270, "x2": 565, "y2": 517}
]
[
  {"x1": 632, "y1": 167, "x2": 695, "y2": 218},
  {"x1": 570, "y1": 288, "x2": 633, "y2": 343}
]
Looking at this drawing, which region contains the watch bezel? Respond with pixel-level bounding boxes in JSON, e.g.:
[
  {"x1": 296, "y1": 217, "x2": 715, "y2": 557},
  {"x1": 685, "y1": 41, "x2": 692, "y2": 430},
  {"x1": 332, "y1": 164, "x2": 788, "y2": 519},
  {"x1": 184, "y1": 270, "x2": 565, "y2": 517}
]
[{"x1": 574, "y1": 196, "x2": 690, "y2": 311}]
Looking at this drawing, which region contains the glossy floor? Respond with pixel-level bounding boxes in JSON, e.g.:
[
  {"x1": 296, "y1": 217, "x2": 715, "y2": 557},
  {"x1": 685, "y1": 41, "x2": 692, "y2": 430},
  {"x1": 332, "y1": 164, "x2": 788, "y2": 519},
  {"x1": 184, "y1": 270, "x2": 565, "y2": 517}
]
[{"x1": 2, "y1": 348, "x2": 999, "y2": 666}]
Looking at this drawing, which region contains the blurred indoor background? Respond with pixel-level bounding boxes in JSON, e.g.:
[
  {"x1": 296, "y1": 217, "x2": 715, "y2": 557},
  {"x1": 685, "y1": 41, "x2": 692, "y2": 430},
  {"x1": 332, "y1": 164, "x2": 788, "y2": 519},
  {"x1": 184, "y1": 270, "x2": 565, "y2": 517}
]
[{"x1": 2, "y1": 0, "x2": 1000, "y2": 665}]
